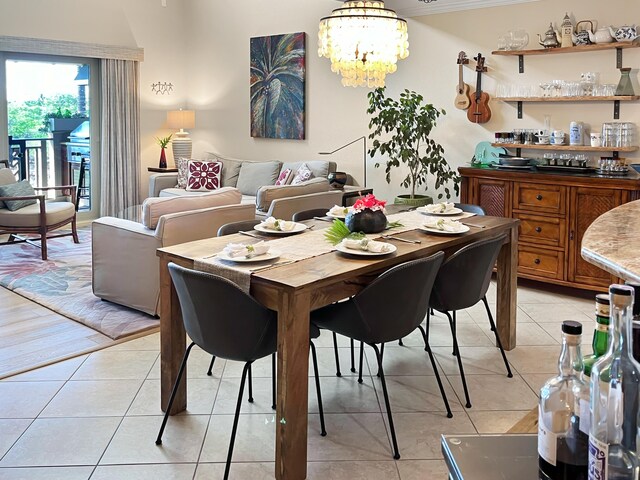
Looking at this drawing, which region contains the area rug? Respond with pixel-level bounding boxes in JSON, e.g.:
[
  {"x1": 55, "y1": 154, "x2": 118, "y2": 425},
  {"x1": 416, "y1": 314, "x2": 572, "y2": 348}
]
[{"x1": 0, "y1": 229, "x2": 159, "y2": 340}]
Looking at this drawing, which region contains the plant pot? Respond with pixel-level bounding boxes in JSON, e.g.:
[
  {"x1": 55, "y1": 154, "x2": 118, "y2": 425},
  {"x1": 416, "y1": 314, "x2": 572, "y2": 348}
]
[
  {"x1": 394, "y1": 194, "x2": 433, "y2": 207},
  {"x1": 49, "y1": 117, "x2": 87, "y2": 132},
  {"x1": 345, "y1": 209, "x2": 387, "y2": 234}
]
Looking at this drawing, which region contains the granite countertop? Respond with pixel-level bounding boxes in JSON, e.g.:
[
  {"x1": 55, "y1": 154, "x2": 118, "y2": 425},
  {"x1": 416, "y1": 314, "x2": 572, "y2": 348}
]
[{"x1": 581, "y1": 199, "x2": 640, "y2": 283}]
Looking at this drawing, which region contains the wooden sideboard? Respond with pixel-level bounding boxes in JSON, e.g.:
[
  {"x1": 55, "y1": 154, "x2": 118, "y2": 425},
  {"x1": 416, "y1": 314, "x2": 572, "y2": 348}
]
[{"x1": 459, "y1": 166, "x2": 640, "y2": 291}]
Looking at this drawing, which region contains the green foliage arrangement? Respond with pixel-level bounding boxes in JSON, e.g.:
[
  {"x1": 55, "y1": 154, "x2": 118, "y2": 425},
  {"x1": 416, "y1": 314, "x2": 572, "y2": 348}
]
[
  {"x1": 8, "y1": 94, "x2": 79, "y2": 138},
  {"x1": 324, "y1": 219, "x2": 365, "y2": 246},
  {"x1": 156, "y1": 134, "x2": 173, "y2": 149},
  {"x1": 367, "y1": 87, "x2": 460, "y2": 200}
]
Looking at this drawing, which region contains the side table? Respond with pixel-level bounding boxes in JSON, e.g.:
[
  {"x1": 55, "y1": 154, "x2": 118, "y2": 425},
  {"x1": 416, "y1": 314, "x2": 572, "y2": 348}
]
[
  {"x1": 340, "y1": 186, "x2": 373, "y2": 206},
  {"x1": 148, "y1": 167, "x2": 178, "y2": 173}
]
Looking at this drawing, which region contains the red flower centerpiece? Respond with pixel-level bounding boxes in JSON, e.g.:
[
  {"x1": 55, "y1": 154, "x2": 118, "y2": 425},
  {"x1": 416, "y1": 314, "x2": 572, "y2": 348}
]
[{"x1": 345, "y1": 193, "x2": 387, "y2": 234}]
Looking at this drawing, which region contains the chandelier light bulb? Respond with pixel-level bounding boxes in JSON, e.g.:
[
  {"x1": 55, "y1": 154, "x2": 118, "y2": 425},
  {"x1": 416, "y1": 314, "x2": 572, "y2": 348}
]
[{"x1": 318, "y1": 0, "x2": 409, "y2": 88}]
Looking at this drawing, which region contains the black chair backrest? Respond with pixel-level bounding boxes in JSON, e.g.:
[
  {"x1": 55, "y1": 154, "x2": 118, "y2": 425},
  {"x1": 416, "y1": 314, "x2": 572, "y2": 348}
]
[
  {"x1": 292, "y1": 208, "x2": 331, "y2": 222},
  {"x1": 168, "y1": 263, "x2": 277, "y2": 362},
  {"x1": 217, "y1": 219, "x2": 261, "y2": 236},
  {"x1": 352, "y1": 252, "x2": 444, "y2": 344},
  {"x1": 454, "y1": 203, "x2": 485, "y2": 216},
  {"x1": 0, "y1": 159, "x2": 9, "y2": 170},
  {"x1": 430, "y1": 233, "x2": 507, "y2": 312}
]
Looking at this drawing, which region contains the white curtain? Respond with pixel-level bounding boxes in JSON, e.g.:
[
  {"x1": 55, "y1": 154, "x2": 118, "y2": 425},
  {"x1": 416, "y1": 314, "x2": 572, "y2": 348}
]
[{"x1": 100, "y1": 59, "x2": 140, "y2": 216}]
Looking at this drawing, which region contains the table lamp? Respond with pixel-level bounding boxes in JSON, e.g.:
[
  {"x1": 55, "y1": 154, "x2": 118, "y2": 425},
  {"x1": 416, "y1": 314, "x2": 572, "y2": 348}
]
[{"x1": 167, "y1": 109, "x2": 196, "y2": 163}]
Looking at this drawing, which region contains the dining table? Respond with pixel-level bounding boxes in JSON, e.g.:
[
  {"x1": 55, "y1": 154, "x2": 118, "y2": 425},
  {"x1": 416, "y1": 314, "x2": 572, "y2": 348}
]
[{"x1": 156, "y1": 208, "x2": 520, "y2": 480}]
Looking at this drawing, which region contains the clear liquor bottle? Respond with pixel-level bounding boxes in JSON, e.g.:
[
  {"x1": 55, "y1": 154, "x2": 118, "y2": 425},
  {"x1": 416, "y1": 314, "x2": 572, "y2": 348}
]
[
  {"x1": 539, "y1": 320, "x2": 589, "y2": 480},
  {"x1": 588, "y1": 284, "x2": 638, "y2": 480},
  {"x1": 583, "y1": 294, "x2": 610, "y2": 380}
]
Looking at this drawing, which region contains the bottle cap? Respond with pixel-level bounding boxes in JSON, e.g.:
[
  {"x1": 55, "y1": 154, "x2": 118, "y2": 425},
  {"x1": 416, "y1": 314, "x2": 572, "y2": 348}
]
[
  {"x1": 595, "y1": 293, "x2": 610, "y2": 305},
  {"x1": 610, "y1": 284, "x2": 634, "y2": 308},
  {"x1": 625, "y1": 282, "x2": 640, "y2": 316},
  {"x1": 596, "y1": 293, "x2": 610, "y2": 317},
  {"x1": 562, "y1": 320, "x2": 582, "y2": 335}
]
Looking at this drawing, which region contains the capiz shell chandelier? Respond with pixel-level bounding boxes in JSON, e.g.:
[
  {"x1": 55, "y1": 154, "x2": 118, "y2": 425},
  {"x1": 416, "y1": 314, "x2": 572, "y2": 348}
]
[{"x1": 318, "y1": 1, "x2": 409, "y2": 88}]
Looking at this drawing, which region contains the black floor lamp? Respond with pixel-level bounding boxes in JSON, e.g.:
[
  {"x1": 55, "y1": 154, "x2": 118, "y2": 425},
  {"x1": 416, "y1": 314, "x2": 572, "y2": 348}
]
[{"x1": 319, "y1": 136, "x2": 367, "y2": 188}]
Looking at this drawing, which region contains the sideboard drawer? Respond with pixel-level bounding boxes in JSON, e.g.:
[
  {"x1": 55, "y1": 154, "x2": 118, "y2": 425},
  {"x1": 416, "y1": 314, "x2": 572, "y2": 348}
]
[
  {"x1": 514, "y1": 183, "x2": 566, "y2": 215},
  {"x1": 518, "y1": 246, "x2": 564, "y2": 280},
  {"x1": 515, "y1": 213, "x2": 566, "y2": 248}
]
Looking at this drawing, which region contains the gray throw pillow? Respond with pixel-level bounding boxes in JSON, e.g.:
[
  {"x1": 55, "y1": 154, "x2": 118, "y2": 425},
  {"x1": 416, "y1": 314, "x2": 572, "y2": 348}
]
[
  {"x1": 206, "y1": 154, "x2": 243, "y2": 187},
  {"x1": 0, "y1": 180, "x2": 37, "y2": 211},
  {"x1": 0, "y1": 168, "x2": 17, "y2": 209},
  {"x1": 236, "y1": 161, "x2": 282, "y2": 196}
]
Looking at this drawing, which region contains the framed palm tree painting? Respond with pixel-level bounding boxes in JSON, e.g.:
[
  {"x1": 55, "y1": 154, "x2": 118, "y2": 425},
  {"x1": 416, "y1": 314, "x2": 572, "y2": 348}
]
[{"x1": 250, "y1": 32, "x2": 305, "y2": 140}]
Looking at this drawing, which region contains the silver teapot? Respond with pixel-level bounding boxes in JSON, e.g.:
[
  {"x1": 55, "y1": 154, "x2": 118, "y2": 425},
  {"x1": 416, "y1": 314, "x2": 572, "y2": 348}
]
[{"x1": 538, "y1": 23, "x2": 560, "y2": 48}]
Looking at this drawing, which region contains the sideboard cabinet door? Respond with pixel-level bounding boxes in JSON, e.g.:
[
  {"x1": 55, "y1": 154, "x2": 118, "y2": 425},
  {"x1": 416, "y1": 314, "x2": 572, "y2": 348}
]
[{"x1": 476, "y1": 178, "x2": 511, "y2": 218}]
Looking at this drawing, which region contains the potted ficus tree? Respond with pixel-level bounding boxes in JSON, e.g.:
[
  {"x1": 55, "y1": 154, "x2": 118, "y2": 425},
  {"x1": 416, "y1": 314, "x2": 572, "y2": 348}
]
[{"x1": 367, "y1": 87, "x2": 460, "y2": 207}]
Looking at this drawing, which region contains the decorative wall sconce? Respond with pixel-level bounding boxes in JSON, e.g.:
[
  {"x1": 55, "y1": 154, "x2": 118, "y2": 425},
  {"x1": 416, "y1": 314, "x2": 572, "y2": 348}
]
[{"x1": 151, "y1": 82, "x2": 174, "y2": 95}]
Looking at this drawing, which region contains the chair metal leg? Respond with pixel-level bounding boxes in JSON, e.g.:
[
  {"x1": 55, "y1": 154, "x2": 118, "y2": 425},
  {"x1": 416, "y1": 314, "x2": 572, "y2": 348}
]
[
  {"x1": 398, "y1": 338, "x2": 404, "y2": 346},
  {"x1": 271, "y1": 352, "x2": 276, "y2": 410},
  {"x1": 156, "y1": 342, "x2": 195, "y2": 445},
  {"x1": 350, "y1": 338, "x2": 356, "y2": 373},
  {"x1": 376, "y1": 343, "x2": 385, "y2": 377},
  {"x1": 417, "y1": 325, "x2": 453, "y2": 418},
  {"x1": 358, "y1": 341, "x2": 364, "y2": 384},
  {"x1": 445, "y1": 311, "x2": 472, "y2": 408},
  {"x1": 225, "y1": 362, "x2": 250, "y2": 480},
  {"x1": 451, "y1": 311, "x2": 458, "y2": 356},
  {"x1": 310, "y1": 341, "x2": 327, "y2": 436},
  {"x1": 247, "y1": 363, "x2": 254, "y2": 403},
  {"x1": 207, "y1": 356, "x2": 216, "y2": 376},
  {"x1": 482, "y1": 296, "x2": 513, "y2": 378},
  {"x1": 371, "y1": 343, "x2": 400, "y2": 460},
  {"x1": 332, "y1": 332, "x2": 342, "y2": 377}
]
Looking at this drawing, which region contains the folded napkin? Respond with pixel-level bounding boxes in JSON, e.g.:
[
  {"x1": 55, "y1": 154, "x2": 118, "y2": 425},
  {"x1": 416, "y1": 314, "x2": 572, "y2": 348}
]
[
  {"x1": 261, "y1": 216, "x2": 295, "y2": 231},
  {"x1": 223, "y1": 241, "x2": 270, "y2": 259},
  {"x1": 422, "y1": 218, "x2": 466, "y2": 232},
  {"x1": 328, "y1": 205, "x2": 351, "y2": 217},
  {"x1": 423, "y1": 202, "x2": 455, "y2": 214},
  {"x1": 341, "y1": 238, "x2": 392, "y2": 253}
]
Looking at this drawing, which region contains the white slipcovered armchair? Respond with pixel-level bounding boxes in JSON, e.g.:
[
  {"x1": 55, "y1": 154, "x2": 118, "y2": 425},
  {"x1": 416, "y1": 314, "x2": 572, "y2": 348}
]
[{"x1": 92, "y1": 187, "x2": 254, "y2": 316}]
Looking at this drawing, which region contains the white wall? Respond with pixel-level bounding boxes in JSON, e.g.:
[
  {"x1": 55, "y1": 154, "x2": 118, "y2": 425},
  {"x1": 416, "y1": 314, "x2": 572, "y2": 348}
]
[
  {"x1": 1, "y1": 0, "x2": 639, "y2": 203},
  {"x1": 186, "y1": 0, "x2": 640, "y2": 203}
]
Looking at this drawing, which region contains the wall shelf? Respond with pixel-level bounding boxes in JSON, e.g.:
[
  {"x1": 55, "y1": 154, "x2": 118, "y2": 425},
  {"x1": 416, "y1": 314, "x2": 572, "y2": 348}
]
[
  {"x1": 497, "y1": 96, "x2": 640, "y2": 119},
  {"x1": 491, "y1": 143, "x2": 638, "y2": 158}
]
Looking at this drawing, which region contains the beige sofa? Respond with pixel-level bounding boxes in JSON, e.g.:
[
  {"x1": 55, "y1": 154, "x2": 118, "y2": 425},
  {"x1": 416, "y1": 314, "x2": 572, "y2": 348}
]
[
  {"x1": 92, "y1": 187, "x2": 254, "y2": 316},
  {"x1": 149, "y1": 155, "x2": 341, "y2": 219}
]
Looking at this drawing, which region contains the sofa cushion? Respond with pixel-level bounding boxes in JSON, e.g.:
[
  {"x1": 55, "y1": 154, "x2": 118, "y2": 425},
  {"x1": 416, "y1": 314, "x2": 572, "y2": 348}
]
[
  {"x1": 236, "y1": 161, "x2": 281, "y2": 196},
  {"x1": 142, "y1": 186, "x2": 241, "y2": 229},
  {"x1": 275, "y1": 168, "x2": 293, "y2": 186},
  {"x1": 255, "y1": 177, "x2": 330, "y2": 212},
  {"x1": 0, "y1": 168, "x2": 17, "y2": 209},
  {"x1": 281, "y1": 161, "x2": 331, "y2": 180},
  {"x1": 186, "y1": 161, "x2": 222, "y2": 191},
  {"x1": 290, "y1": 163, "x2": 314, "y2": 185},
  {"x1": 0, "y1": 201, "x2": 74, "y2": 227},
  {"x1": 0, "y1": 180, "x2": 37, "y2": 211},
  {"x1": 206, "y1": 153, "x2": 243, "y2": 188}
]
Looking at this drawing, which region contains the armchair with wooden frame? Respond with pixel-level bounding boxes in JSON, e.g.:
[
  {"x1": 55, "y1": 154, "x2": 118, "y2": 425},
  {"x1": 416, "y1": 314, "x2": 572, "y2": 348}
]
[{"x1": 0, "y1": 162, "x2": 79, "y2": 260}]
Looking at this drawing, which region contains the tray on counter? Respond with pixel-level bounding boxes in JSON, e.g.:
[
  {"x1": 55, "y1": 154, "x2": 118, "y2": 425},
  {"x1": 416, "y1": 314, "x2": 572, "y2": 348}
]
[{"x1": 535, "y1": 165, "x2": 595, "y2": 174}]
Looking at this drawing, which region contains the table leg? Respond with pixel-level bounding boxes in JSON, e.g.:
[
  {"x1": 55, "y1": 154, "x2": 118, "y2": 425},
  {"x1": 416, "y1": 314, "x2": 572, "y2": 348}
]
[
  {"x1": 159, "y1": 256, "x2": 187, "y2": 414},
  {"x1": 275, "y1": 290, "x2": 310, "y2": 480},
  {"x1": 496, "y1": 224, "x2": 518, "y2": 350}
]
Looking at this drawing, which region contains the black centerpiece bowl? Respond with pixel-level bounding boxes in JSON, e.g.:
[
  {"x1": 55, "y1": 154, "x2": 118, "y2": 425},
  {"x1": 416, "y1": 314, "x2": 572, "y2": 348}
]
[
  {"x1": 327, "y1": 171, "x2": 348, "y2": 189},
  {"x1": 345, "y1": 209, "x2": 387, "y2": 234}
]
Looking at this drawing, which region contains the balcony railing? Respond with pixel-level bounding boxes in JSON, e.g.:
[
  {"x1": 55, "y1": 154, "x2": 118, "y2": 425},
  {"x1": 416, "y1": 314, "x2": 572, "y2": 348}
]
[{"x1": 7, "y1": 136, "x2": 54, "y2": 187}]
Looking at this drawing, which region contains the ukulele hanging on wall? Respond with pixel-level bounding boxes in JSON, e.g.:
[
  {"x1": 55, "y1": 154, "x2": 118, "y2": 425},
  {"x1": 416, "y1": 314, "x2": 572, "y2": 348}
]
[
  {"x1": 454, "y1": 51, "x2": 471, "y2": 110},
  {"x1": 467, "y1": 52, "x2": 491, "y2": 124}
]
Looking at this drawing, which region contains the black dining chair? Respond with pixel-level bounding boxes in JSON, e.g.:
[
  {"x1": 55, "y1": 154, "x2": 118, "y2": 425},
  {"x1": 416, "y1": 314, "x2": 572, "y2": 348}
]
[
  {"x1": 428, "y1": 233, "x2": 513, "y2": 409},
  {"x1": 291, "y1": 208, "x2": 332, "y2": 222},
  {"x1": 454, "y1": 203, "x2": 486, "y2": 216},
  {"x1": 156, "y1": 264, "x2": 326, "y2": 480},
  {"x1": 217, "y1": 219, "x2": 261, "y2": 237},
  {"x1": 311, "y1": 252, "x2": 451, "y2": 460}
]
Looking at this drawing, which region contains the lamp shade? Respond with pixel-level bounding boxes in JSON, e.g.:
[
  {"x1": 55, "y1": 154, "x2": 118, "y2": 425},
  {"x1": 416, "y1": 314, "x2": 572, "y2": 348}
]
[{"x1": 167, "y1": 109, "x2": 195, "y2": 130}]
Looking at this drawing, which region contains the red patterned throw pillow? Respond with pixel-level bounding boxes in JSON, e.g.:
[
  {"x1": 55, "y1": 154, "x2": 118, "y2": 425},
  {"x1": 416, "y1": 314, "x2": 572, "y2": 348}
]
[
  {"x1": 186, "y1": 160, "x2": 222, "y2": 191},
  {"x1": 275, "y1": 168, "x2": 293, "y2": 186}
]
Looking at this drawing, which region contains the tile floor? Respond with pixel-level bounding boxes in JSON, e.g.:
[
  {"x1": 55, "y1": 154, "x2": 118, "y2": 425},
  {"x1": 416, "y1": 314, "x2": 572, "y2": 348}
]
[{"x1": 0, "y1": 281, "x2": 596, "y2": 479}]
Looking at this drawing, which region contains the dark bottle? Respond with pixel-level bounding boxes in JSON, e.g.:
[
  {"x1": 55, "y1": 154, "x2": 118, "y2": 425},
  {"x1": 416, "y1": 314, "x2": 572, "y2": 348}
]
[
  {"x1": 539, "y1": 321, "x2": 588, "y2": 480},
  {"x1": 583, "y1": 294, "x2": 610, "y2": 380}
]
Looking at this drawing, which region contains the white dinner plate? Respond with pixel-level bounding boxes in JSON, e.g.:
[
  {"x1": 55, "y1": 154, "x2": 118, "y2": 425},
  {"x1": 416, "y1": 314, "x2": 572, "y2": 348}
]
[
  {"x1": 417, "y1": 206, "x2": 463, "y2": 216},
  {"x1": 326, "y1": 209, "x2": 353, "y2": 219},
  {"x1": 420, "y1": 224, "x2": 470, "y2": 235},
  {"x1": 217, "y1": 249, "x2": 281, "y2": 263},
  {"x1": 335, "y1": 243, "x2": 397, "y2": 256},
  {"x1": 254, "y1": 222, "x2": 308, "y2": 234}
]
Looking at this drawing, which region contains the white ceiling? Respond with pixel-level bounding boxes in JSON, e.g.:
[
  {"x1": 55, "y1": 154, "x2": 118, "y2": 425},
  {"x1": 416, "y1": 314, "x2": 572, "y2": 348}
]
[{"x1": 334, "y1": 0, "x2": 541, "y2": 18}]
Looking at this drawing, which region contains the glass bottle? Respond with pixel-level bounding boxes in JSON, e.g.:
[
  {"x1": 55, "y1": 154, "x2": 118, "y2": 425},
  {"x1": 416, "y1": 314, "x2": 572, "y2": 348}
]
[
  {"x1": 588, "y1": 284, "x2": 638, "y2": 480},
  {"x1": 539, "y1": 320, "x2": 589, "y2": 480},
  {"x1": 583, "y1": 294, "x2": 611, "y2": 381},
  {"x1": 627, "y1": 283, "x2": 640, "y2": 363}
]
